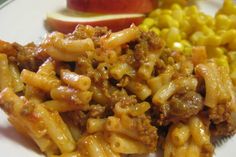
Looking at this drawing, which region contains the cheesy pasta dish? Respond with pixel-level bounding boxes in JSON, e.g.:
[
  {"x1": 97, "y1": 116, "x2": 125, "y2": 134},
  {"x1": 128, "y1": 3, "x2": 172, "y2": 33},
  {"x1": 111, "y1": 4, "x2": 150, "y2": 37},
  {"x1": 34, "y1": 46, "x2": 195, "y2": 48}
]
[{"x1": 0, "y1": 1, "x2": 236, "y2": 157}]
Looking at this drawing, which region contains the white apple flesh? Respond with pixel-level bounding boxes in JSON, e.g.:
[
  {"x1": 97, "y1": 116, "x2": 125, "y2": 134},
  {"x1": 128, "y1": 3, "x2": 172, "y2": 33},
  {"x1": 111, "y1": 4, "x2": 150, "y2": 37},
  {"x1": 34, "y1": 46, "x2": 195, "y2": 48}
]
[{"x1": 47, "y1": 10, "x2": 145, "y2": 33}]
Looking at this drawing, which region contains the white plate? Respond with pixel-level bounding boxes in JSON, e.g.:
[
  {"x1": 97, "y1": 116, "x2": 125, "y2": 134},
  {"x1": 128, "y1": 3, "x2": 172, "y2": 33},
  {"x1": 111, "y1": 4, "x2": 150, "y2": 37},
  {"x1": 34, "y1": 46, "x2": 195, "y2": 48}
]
[{"x1": 0, "y1": 0, "x2": 234, "y2": 157}]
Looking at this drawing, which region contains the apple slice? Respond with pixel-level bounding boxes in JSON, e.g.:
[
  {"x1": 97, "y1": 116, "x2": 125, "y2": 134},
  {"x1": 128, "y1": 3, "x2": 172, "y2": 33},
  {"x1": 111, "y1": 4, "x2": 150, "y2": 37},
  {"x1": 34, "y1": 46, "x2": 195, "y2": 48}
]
[
  {"x1": 67, "y1": 0, "x2": 157, "y2": 14},
  {"x1": 46, "y1": 10, "x2": 145, "y2": 33}
]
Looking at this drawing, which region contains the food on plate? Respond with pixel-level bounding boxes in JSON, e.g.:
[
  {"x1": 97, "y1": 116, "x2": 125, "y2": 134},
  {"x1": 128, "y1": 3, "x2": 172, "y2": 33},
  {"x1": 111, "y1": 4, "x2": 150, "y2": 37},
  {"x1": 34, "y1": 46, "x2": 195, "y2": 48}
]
[
  {"x1": 140, "y1": 0, "x2": 236, "y2": 85},
  {"x1": 1, "y1": 22, "x2": 236, "y2": 157},
  {"x1": 1, "y1": 0, "x2": 236, "y2": 157},
  {"x1": 47, "y1": 10, "x2": 144, "y2": 33},
  {"x1": 67, "y1": 0, "x2": 157, "y2": 14}
]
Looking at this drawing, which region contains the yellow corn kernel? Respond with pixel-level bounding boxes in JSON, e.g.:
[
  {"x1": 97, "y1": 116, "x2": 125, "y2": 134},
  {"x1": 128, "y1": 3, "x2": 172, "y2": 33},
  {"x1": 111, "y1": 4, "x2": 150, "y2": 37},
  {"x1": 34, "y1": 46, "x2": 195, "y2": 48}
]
[
  {"x1": 206, "y1": 46, "x2": 226, "y2": 58},
  {"x1": 230, "y1": 61, "x2": 236, "y2": 71},
  {"x1": 149, "y1": 9, "x2": 162, "y2": 17},
  {"x1": 189, "y1": 14, "x2": 205, "y2": 29},
  {"x1": 172, "y1": 42, "x2": 184, "y2": 52},
  {"x1": 162, "y1": 9, "x2": 172, "y2": 15},
  {"x1": 139, "y1": 24, "x2": 149, "y2": 32},
  {"x1": 160, "y1": 28, "x2": 169, "y2": 41},
  {"x1": 215, "y1": 14, "x2": 232, "y2": 30},
  {"x1": 215, "y1": 56, "x2": 230, "y2": 71},
  {"x1": 216, "y1": 30, "x2": 227, "y2": 35},
  {"x1": 159, "y1": 14, "x2": 179, "y2": 28},
  {"x1": 228, "y1": 51, "x2": 236, "y2": 62},
  {"x1": 217, "y1": 0, "x2": 236, "y2": 15},
  {"x1": 184, "y1": 6, "x2": 199, "y2": 15},
  {"x1": 183, "y1": 47, "x2": 192, "y2": 56},
  {"x1": 171, "y1": 4, "x2": 182, "y2": 10},
  {"x1": 180, "y1": 40, "x2": 192, "y2": 56},
  {"x1": 204, "y1": 35, "x2": 221, "y2": 47},
  {"x1": 201, "y1": 25, "x2": 215, "y2": 36},
  {"x1": 166, "y1": 27, "x2": 181, "y2": 47},
  {"x1": 205, "y1": 15, "x2": 215, "y2": 28},
  {"x1": 180, "y1": 40, "x2": 191, "y2": 47},
  {"x1": 190, "y1": 31, "x2": 206, "y2": 46},
  {"x1": 230, "y1": 62, "x2": 236, "y2": 74},
  {"x1": 229, "y1": 38, "x2": 236, "y2": 50},
  {"x1": 142, "y1": 18, "x2": 156, "y2": 28},
  {"x1": 221, "y1": 29, "x2": 236, "y2": 45},
  {"x1": 150, "y1": 27, "x2": 161, "y2": 36},
  {"x1": 180, "y1": 20, "x2": 192, "y2": 36},
  {"x1": 230, "y1": 70, "x2": 236, "y2": 85},
  {"x1": 180, "y1": 32, "x2": 187, "y2": 39},
  {"x1": 172, "y1": 9, "x2": 185, "y2": 23},
  {"x1": 229, "y1": 15, "x2": 236, "y2": 28}
]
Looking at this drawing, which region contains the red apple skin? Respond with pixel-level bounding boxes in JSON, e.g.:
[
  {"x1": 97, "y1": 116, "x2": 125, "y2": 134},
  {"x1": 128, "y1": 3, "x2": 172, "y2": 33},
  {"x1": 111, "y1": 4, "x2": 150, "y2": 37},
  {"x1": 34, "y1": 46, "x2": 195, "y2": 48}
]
[
  {"x1": 67, "y1": 0, "x2": 157, "y2": 14},
  {"x1": 47, "y1": 17, "x2": 144, "y2": 33}
]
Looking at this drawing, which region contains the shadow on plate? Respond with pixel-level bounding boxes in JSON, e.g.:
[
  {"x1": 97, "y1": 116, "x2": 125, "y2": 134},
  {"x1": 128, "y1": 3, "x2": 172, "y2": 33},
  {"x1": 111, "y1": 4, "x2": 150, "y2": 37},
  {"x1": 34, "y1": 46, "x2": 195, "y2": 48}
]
[{"x1": 0, "y1": 125, "x2": 42, "y2": 155}]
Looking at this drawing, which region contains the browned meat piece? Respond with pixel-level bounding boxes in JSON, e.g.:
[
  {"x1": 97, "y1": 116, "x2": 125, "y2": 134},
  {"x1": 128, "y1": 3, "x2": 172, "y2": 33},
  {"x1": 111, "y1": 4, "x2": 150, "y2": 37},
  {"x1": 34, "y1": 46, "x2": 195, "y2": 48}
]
[
  {"x1": 201, "y1": 143, "x2": 214, "y2": 157},
  {"x1": 70, "y1": 25, "x2": 108, "y2": 40},
  {"x1": 69, "y1": 25, "x2": 96, "y2": 39},
  {"x1": 209, "y1": 103, "x2": 232, "y2": 124},
  {"x1": 160, "y1": 48, "x2": 186, "y2": 66},
  {"x1": 133, "y1": 31, "x2": 164, "y2": 67},
  {"x1": 88, "y1": 104, "x2": 106, "y2": 118},
  {"x1": 139, "y1": 31, "x2": 165, "y2": 51},
  {"x1": 129, "y1": 115, "x2": 158, "y2": 152},
  {"x1": 168, "y1": 91, "x2": 203, "y2": 118},
  {"x1": 69, "y1": 25, "x2": 109, "y2": 48},
  {"x1": 158, "y1": 91, "x2": 203, "y2": 125},
  {"x1": 13, "y1": 43, "x2": 48, "y2": 71},
  {"x1": 111, "y1": 94, "x2": 137, "y2": 108},
  {"x1": 66, "y1": 110, "x2": 88, "y2": 131},
  {"x1": 211, "y1": 118, "x2": 236, "y2": 136},
  {"x1": 209, "y1": 103, "x2": 236, "y2": 136}
]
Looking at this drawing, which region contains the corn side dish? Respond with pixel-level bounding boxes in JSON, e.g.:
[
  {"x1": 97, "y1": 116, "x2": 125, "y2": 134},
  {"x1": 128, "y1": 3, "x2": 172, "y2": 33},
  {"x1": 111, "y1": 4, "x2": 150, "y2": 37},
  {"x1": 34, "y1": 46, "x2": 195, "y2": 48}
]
[{"x1": 140, "y1": 0, "x2": 236, "y2": 84}]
